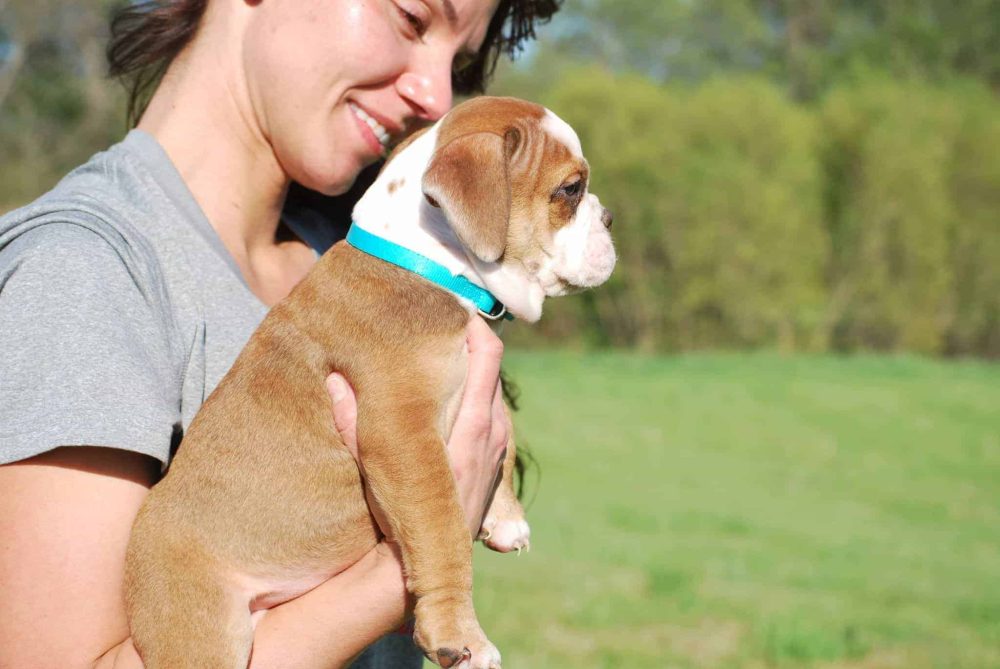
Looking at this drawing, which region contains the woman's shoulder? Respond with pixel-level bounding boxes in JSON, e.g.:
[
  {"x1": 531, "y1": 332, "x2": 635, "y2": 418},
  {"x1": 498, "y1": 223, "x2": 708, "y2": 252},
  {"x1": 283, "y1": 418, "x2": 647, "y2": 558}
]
[
  {"x1": 3, "y1": 138, "x2": 152, "y2": 248},
  {"x1": 0, "y1": 145, "x2": 179, "y2": 346},
  {"x1": 0, "y1": 207, "x2": 175, "y2": 352},
  {"x1": 0, "y1": 131, "x2": 204, "y2": 295},
  {"x1": 0, "y1": 191, "x2": 166, "y2": 307}
]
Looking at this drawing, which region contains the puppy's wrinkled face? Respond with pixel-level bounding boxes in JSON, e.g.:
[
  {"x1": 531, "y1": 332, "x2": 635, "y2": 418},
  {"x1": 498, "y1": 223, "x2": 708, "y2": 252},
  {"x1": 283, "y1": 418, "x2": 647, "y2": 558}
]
[
  {"x1": 527, "y1": 111, "x2": 615, "y2": 296},
  {"x1": 422, "y1": 97, "x2": 616, "y2": 302}
]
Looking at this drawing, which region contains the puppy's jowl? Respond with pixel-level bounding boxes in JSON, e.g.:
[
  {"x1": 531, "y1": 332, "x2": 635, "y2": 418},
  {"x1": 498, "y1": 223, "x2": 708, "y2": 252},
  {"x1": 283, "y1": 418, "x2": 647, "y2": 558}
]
[{"x1": 125, "y1": 96, "x2": 616, "y2": 669}]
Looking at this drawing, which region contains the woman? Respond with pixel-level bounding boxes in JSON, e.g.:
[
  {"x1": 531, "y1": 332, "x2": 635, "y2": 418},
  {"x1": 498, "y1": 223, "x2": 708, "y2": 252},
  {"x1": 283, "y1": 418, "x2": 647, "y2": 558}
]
[{"x1": 0, "y1": 0, "x2": 559, "y2": 667}]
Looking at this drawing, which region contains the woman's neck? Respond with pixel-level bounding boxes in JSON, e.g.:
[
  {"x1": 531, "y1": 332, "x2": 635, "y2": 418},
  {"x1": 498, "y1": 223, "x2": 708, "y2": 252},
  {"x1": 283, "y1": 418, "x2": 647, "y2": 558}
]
[{"x1": 137, "y1": 5, "x2": 312, "y2": 304}]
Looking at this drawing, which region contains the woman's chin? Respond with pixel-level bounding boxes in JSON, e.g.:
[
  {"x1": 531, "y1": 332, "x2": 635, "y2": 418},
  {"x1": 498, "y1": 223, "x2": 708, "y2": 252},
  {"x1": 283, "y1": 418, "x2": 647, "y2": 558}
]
[{"x1": 294, "y1": 165, "x2": 361, "y2": 197}]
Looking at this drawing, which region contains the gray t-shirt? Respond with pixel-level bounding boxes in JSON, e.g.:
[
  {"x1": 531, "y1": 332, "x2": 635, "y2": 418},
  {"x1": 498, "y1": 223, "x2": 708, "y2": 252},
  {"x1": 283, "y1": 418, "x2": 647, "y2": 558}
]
[
  {"x1": 0, "y1": 130, "x2": 268, "y2": 465},
  {"x1": 0, "y1": 130, "x2": 421, "y2": 667}
]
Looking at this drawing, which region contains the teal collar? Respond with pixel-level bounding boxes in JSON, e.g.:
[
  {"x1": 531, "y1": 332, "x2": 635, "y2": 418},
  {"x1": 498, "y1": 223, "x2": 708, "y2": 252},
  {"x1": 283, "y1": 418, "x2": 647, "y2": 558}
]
[{"x1": 346, "y1": 224, "x2": 513, "y2": 321}]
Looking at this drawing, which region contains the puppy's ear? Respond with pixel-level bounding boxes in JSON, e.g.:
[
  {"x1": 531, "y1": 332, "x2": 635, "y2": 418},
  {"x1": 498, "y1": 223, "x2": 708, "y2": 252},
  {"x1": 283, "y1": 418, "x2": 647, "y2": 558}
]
[{"x1": 422, "y1": 132, "x2": 511, "y2": 263}]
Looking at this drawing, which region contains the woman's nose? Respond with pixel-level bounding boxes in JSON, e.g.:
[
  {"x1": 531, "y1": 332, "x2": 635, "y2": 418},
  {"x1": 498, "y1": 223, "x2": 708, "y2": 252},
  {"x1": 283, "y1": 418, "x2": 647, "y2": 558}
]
[{"x1": 396, "y1": 70, "x2": 453, "y2": 122}]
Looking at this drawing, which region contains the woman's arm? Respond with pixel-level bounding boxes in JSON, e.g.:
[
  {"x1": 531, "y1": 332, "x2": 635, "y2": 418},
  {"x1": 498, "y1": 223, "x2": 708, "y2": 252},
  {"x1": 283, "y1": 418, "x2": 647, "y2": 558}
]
[
  {"x1": 95, "y1": 542, "x2": 412, "y2": 669},
  {"x1": 0, "y1": 447, "x2": 159, "y2": 669},
  {"x1": 0, "y1": 319, "x2": 508, "y2": 669},
  {"x1": 0, "y1": 451, "x2": 407, "y2": 669}
]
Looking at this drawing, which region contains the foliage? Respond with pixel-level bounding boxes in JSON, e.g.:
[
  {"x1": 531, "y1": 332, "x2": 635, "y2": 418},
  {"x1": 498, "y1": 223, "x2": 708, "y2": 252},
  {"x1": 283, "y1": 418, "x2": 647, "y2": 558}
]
[
  {"x1": 820, "y1": 79, "x2": 960, "y2": 354},
  {"x1": 0, "y1": 0, "x2": 123, "y2": 209},
  {"x1": 816, "y1": 78, "x2": 1000, "y2": 356},
  {"x1": 946, "y1": 82, "x2": 1000, "y2": 357},
  {"x1": 545, "y1": 0, "x2": 1000, "y2": 99}
]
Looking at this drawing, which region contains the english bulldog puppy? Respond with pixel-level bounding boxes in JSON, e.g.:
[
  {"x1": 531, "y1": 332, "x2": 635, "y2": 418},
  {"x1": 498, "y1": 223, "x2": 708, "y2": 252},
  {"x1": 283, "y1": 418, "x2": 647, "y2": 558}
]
[{"x1": 125, "y1": 96, "x2": 616, "y2": 669}]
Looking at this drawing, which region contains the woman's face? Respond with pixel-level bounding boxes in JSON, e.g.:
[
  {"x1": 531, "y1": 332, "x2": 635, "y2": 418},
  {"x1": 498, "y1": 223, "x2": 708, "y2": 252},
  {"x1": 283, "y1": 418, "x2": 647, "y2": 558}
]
[{"x1": 242, "y1": 0, "x2": 500, "y2": 195}]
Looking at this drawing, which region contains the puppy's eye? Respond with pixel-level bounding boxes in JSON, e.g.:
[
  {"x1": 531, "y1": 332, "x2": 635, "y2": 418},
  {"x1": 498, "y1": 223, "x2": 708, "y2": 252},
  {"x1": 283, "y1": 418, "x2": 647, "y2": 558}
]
[{"x1": 556, "y1": 180, "x2": 583, "y2": 198}]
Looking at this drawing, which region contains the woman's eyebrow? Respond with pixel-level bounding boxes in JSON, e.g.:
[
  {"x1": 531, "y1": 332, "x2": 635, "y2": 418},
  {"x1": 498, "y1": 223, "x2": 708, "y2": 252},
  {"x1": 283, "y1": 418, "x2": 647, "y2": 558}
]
[
  {"x1": 440, "y1": 0, "x2": 458, "y2": 25},
  {"x1": 438, "y1": 0, "x2": 484, "y2": 57}
]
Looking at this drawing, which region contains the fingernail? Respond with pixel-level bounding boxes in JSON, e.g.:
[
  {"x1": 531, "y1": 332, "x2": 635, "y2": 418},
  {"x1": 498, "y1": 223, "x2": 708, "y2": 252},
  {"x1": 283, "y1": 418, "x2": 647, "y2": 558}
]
[{"x1": 329, "y1": 376, "x2": 347, "y2": 403}]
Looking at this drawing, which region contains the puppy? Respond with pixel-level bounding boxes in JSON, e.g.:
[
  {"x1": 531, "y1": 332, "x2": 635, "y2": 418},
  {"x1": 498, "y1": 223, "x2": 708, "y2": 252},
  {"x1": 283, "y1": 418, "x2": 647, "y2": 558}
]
[{"x1": 125, "y1": 96, "x2": 616, "y2": 669}]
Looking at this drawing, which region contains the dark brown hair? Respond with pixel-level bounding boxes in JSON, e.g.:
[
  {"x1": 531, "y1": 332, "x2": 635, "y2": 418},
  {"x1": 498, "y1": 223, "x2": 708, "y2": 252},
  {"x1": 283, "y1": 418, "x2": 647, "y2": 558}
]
[{"x1": 107, "y1": 0, "x2": 561, "y2": 126}]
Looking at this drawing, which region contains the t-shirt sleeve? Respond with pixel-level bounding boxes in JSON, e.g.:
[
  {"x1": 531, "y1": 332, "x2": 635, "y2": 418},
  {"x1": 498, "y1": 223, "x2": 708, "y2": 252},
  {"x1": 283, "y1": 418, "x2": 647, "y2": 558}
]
[{"x1": 0, "y1": 222, "x2": 180, "y2": 465}]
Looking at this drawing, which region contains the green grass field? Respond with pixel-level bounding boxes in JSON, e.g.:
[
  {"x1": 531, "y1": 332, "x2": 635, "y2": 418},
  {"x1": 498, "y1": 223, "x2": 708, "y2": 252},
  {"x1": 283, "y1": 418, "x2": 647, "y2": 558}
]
[{"x1": 471, "y1": 352, "x2": 1000, "y2": 668}]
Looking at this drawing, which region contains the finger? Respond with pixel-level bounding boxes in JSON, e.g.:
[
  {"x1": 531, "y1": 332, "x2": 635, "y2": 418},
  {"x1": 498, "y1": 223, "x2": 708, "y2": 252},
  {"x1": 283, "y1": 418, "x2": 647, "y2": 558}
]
[
  {"x1": 326, "y1": 374, "x2": 389, "y2": 535},
  {"x1": 462, "y1": 318, "x2": 504, "y2": 409},
  {"x1": 326, "y1": 373, "x2": 359, "y2": 462},
  {"x1": 490, "y1": 381, "x2": 510, "y2": 460}
]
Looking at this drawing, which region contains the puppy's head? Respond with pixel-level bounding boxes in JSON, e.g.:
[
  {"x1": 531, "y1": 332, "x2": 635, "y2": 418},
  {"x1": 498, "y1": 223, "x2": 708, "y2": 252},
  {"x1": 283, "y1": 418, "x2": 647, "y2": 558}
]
[{"x1": 420, "y1": 97, "x2": 615, "y2": 320}]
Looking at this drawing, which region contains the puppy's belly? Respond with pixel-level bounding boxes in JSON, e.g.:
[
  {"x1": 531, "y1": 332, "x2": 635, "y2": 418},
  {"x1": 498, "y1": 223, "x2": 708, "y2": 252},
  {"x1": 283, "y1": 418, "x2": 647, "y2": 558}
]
[
  {"x1": 238, "y1": 566, "x2": 352, "y2": 613},
  {"x1": 226, "y1": 526, "x2": 378, "y2": 618}
]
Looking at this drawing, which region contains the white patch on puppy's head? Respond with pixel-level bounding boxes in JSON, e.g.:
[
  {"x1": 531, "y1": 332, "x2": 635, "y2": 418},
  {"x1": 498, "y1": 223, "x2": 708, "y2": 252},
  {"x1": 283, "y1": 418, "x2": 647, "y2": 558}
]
[{"x1": 541, "y1": 109, "x2": 583, "y2": 159}]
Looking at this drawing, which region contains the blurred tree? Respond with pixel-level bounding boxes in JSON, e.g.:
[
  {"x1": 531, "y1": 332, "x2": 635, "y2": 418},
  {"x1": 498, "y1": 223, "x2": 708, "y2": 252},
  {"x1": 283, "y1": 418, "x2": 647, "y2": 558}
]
[
  {"x1": 541, "y1": 0, "x2": 1000, "y2": 98},
  {"x1": 0, "y1": 0, "x2": 122, "y2": 208},
  {"x1": 661, "y1": 77, "x2": 827, "y2": 351},
  {"x1": 820, "y1": 81, "x2": 955, "y2": 353},
  {"x1": 541, "y1": 0, "x2": 774, "y2": 84},
  {"x1": 945, "y1": 82, "x2": 1000, "y2": 356}
]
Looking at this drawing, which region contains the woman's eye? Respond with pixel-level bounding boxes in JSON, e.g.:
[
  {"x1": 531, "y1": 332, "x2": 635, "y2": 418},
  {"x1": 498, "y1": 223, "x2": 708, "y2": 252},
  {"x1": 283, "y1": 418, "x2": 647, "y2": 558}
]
[{"x1": 398, "y1": 6, "x2": 427, "y2": 36}]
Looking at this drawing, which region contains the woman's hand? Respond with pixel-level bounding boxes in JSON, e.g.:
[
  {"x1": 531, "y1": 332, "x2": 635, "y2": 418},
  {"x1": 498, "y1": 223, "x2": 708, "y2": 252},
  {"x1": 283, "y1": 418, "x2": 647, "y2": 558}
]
[{"x1": 327, "y1": 316, "x2": 509, "y2": 538}]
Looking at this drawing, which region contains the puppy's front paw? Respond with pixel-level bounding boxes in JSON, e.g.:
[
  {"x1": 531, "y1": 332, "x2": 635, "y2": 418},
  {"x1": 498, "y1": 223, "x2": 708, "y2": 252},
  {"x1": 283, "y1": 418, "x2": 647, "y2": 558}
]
[
  {"x1": 415, "y1": 617, "x2": 501, "y2": 669},
  {"x1": 479, "y1": 516, "x2": 531, "y2": 554}
]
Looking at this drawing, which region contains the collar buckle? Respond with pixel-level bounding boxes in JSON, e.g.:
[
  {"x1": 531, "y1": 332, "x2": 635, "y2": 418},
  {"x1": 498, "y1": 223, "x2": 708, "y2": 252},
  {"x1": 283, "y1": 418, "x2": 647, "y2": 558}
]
[{"x1": 478, "y1": 300, "x2": 508, "y2": 321}]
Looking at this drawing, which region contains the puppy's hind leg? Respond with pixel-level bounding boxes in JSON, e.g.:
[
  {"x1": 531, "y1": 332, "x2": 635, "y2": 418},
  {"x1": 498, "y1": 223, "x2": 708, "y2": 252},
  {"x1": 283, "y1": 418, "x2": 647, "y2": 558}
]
[
  {"x1": 479, "y1": 406, "x2": 531, "y2": 554},
  {"x1": 127, "y1": 551, "x2": 253, "y2": 669}
]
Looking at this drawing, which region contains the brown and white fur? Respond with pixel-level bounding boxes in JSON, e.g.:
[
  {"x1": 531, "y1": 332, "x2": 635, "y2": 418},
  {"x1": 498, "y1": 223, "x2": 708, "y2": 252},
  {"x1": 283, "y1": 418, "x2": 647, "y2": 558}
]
[{"x1": 124, "y1": 96, "x2": 615, "y2": 669}]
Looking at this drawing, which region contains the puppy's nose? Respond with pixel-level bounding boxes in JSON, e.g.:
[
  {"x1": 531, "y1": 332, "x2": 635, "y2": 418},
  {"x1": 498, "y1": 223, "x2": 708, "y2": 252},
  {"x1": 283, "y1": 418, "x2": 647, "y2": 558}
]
[{"x1": 601, "y1": 208, "x2": 613, "y2": 229}]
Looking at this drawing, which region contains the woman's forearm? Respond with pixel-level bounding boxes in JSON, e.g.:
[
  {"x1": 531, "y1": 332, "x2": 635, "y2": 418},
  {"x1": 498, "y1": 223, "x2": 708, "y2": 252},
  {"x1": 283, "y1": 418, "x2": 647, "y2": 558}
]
[
  {"x1": 250, "y1": 542, "x2": 410, "y2": 668},
  {"x1": 98, "y1": 543, "x2": 410, "y2": 669}
]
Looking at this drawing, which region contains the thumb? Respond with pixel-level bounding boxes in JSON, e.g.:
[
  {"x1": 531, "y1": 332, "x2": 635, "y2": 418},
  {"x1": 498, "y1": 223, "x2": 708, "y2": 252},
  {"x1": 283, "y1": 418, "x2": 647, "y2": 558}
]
[{"x1": 326, "y1": 373, "x2": 359, "y2": 463}]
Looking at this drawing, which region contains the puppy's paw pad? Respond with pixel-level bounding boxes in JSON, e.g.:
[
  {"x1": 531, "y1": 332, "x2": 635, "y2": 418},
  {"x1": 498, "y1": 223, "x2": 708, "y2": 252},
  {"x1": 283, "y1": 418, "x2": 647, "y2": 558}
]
[
  {"x1": 436, "y1": 647, "x2": 471, "y2": 668},
  {"x1": 433, "y1": 641, "x2": 501, "y2": 669},
  {"x1": 481, "y1": 518, "x2": 530, "y2": 554}
]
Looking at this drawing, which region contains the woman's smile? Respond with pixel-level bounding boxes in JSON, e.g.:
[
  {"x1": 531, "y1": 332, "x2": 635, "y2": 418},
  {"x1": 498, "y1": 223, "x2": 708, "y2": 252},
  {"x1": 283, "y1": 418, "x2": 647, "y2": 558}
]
[{"x1": 349, "y1": 101, "x2": 393, "y2": 158}]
